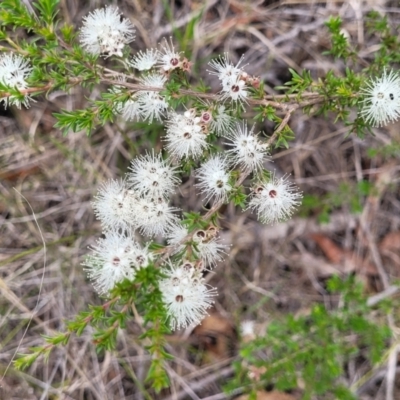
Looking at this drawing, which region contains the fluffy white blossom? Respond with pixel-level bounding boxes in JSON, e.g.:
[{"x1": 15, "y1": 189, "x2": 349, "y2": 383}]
[
  {"x1": 116, "y1": 94, "x2": 142, "y2": 121},
  {"x1": 208, "y1": 53, "x2": 249, "y2": 107},
  {"x1": 0, "y1": 53, "x2": 32, "y2": 108},
  {"x1": 130, "y1": 243, "x2": 153, "y2": 269},
  {"x1": 165, "y1": 111, "x2": 209, "y2": 159},
  {"x1": 221, "y1": 76, "x2": 248, "y2": 106},
  {"x1": 225, "y1": 123, "x2": 270, "y2": 172},
  {"x1": 160, "y1": 262, "x2": 217, "y2": 330},
  {"x1": 135, "y1": 197, "x2": 179, "y2": 237},
  {"x1": 82, "y1": 230, "x2": 149, "y2": 295},
  {"x1": 247, "y1": 175, "x2": 303, "y2": 224},
  {"x1": 130, "y1": 48, "x2": 159, "y2": 71},
  {"x1": 130, "y1": 195, "x2": 154, "y2": 225},
  {"x1": 92, "y1": 179, "x2": 136, "y2": 230},
  {"x1": 110, "y1": 84, "x2": 142, "y2": 121},
  {"x1": 208, "y1": 53, "x2": 246, "y2": 86},
  {"x1": 166, "y1": 224, "x2": 228, "y2": 267},
  {"x1": 79, "y1": 6, "x2": 135, "y2": 58},
  {"x1": 128, "y1": 151, "x2": 180, "y2": 199},
  {"x1": 195, "y1": 155, "x2": 231, "y2": 203},
  {"x1": 166, "y1": 223, "x2": 189, "y2": 255},
  {"x1": 158, "y1": 38, "x2": 182, "y2": 72},
  {"x1": 113, "y1": 74, "x2": 168, "y2": 122},
  {"x1": 137, "y1": 73, "x2": 169, "y2": 122},
  {"x1": 360, "y1": 69, "x2": 400, "y2": 127},
  {"x1": 192, "y1": 229, "x2": 228, "y2": 268},
  {"x1": 209, "y1": 105, "x2": 235, "y2": 136}
]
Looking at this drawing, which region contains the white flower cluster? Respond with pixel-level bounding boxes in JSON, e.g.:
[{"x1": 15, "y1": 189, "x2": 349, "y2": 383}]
[
  {"x1": 111, "y1": 38, "x2": 192, "y2": 123},
  {"x1": 130, "y1": 48, "x2": 159, "y2": 71},
  {"x1": 164, "y1": 104, "x2": 242, "y2": 161},
  {"x1": 208, "y1": 53, "x2": 259, "y2": 109},
  {"x1": 360, "y1": 69, "x2": 400, "y2": 127},
  {"x1": 162, "y1": 224, "x2": 226, "y2": 329},
  {"x1": 92, "y1": 152, "x2": 180, "y2": 236},
  {"x1": 79, "y1": 6, "x2": 136, "y2": 58},
  {"x1": 225, "y1": 122, "x2": 270, "y2": 172},
  {"x1": 165, "y1": 109, "x2": 210, "y2": 159},
  {"x1": 115, "y1": 73, "x2": 169, "y2": 122},
  {"x1": 160, "y1": 113, "x2": 301, "y2": 223},
  {"x1": 129, "y1": 38, "x2": 189, "y2": 73},
  {"x1": 192, "y1": 122, "x2": 272, "y2": 205},
  {"x1": 160, "y1": 261, "x2": 217, "y2": 330},
  {"x1": 157, "y1": 37, "x2": 189, "y2": 73},
  {"x1": 86, "y1": 150, "x2": 225, "y2": 330},
  {"x1": 128, "y1": 151, "x2": 180, "y2": 199},
  {"x1": 248, "y1": 174, "x2": 303, "y2": 225},
  {"x1": 158, "y1": 223, "x2": 225, "y2": 329},
  {"x1": 84, "y1": 152, "x2": 180, "y2": 297},
  {"x1": 82, "y1": 230, "x2": 152, "y2": 295},
  {"x1": 77, "y1": 7, "x2": 303, "y2": 330},
  {"x1": 195, "y1": 155, "x2": 231, "y2": 203},
  {"x1": 186, "y1": 119, "x2": 302, "y2": 222},
  {"x1": 167, "y1": 224, "x2": 228, "y2": 269},
  {"x1": 0, "y1": 53, "x2": 33, "y2": 108},
  {"x1": 209, "y1": 104, "x2": 236, "y2": 136}
]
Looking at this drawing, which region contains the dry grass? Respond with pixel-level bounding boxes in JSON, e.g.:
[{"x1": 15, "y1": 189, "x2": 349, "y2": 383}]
[{"x1": 1, "y1": 0, "x2": 400, "y2": 399}]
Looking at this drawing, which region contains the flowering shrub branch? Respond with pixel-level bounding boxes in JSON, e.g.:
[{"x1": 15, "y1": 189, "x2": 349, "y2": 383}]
[{"x1": 2, "y1": 0, "x2": 399, "y2": 396}]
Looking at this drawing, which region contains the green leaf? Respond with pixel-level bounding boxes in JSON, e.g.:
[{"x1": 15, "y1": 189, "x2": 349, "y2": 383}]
[{"x1": 33, "y1": 0, "x2": 59, "y2": 25}]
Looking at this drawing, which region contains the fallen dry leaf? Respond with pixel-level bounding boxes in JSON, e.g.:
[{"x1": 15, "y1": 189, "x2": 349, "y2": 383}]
[
  {"x1": 310, "y1": 233, "x2": 344, "y2": 264},
  {"x1": 291, "y1": 253, "x2": 341, "y2": 278},
  {"x1": 0, "y1": 165, "x2": 40, "y2": 181},
  {"x1": 379, "y1": 231, "x2": 400, "y2": 253},
  {"x1": 191, "y1": 312, "x2": 238, "y2": 364},
  {"x1": 310, "y1": 233, "x2": 377, "y2": 276},
  {"x1": 378, "y1": 231, "x2": 400, "y2": 276}
]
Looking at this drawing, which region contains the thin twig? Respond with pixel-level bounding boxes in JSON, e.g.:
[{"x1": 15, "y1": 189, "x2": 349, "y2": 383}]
[{"x1": 386, "y1": 344, "x2": 399, "y2": 400}]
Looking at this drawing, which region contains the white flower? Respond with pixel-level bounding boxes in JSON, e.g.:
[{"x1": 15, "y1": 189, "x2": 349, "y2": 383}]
[
  {"x1": 209, "y1": 105, "x2": 236, "y2": 136},
  {"x1": 0, "y1": 53, "x2": 32, "y2": 108},
  {"x1": 110, "y1": 71, "x2": 167, "y2": 123},
  {"x1": 79, "y1": 6, "x2": 135, "y2": 58},
  {"x1": 241, "y1": 320, "x2": 255, "y2": 337},
  {"x1": 111, "y1": 85, "x2": 142, "y2": 121},
  {"x1": 117, "y1": 94, "x2": 142, "y2": 121},
  {"x1": 131, "y1": 195, "x2": 154, "y2": 225},
  {"x1": 130, "y1": 243, "x2": 153, "y2": 269},
  {"x1": 130, "y1": 48, "x2": 159, "y2": 71},
  {"x1": 208, "y1": 53, "x2": 249, "y2": 108},
  {"x1": 160, "y1": 262, "x2": 217, "y2": 330},
  {"x1": 208, "y1": 53, "x2": 246, "y2": 86},
  {"x1": 195, "y1": 155, "x2": 231, "y2": 203},
  {"x1": 136, "y1": 197, "x2": 179, "y2": 237},
  {"x1": 192, "y1": 228, "x2": 228, "y2": 268},
  {"x1": 165, "y1": 111, "x2": 209, "y2": 159},
  {"x1": 247, "y1": 174, "x2": 303, "y2": 224},
  {"x1": 92, "y1": 179, "x2": 137, "y2": 230},
  {"x1": 166, "y1": 223, "x2": 189, "y2": 254},
  {"x1": 167, "y1": 224, "x2": 228, "y2": 267},
  {"x1": 128, "y1": 151, "x2": 180, "y2": 199},
  {"x1": 82, "y1": 230, "x2": 144, "y2": 295},
  {"x1": 137, "y1": 73, "x2": 169, "y2": 122},
  {"x1": 221, "y1": 76, "x2": 248, "y2": 107},
  {"x1": 360, "y1": 69, "x2": 400, "y2": 127},
  {"x1": 158, "y1": 38, "x2": 182, "y2": 72},
  {"x1": 225, "y1": 123, "x2": 270, "y2": 172}
]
